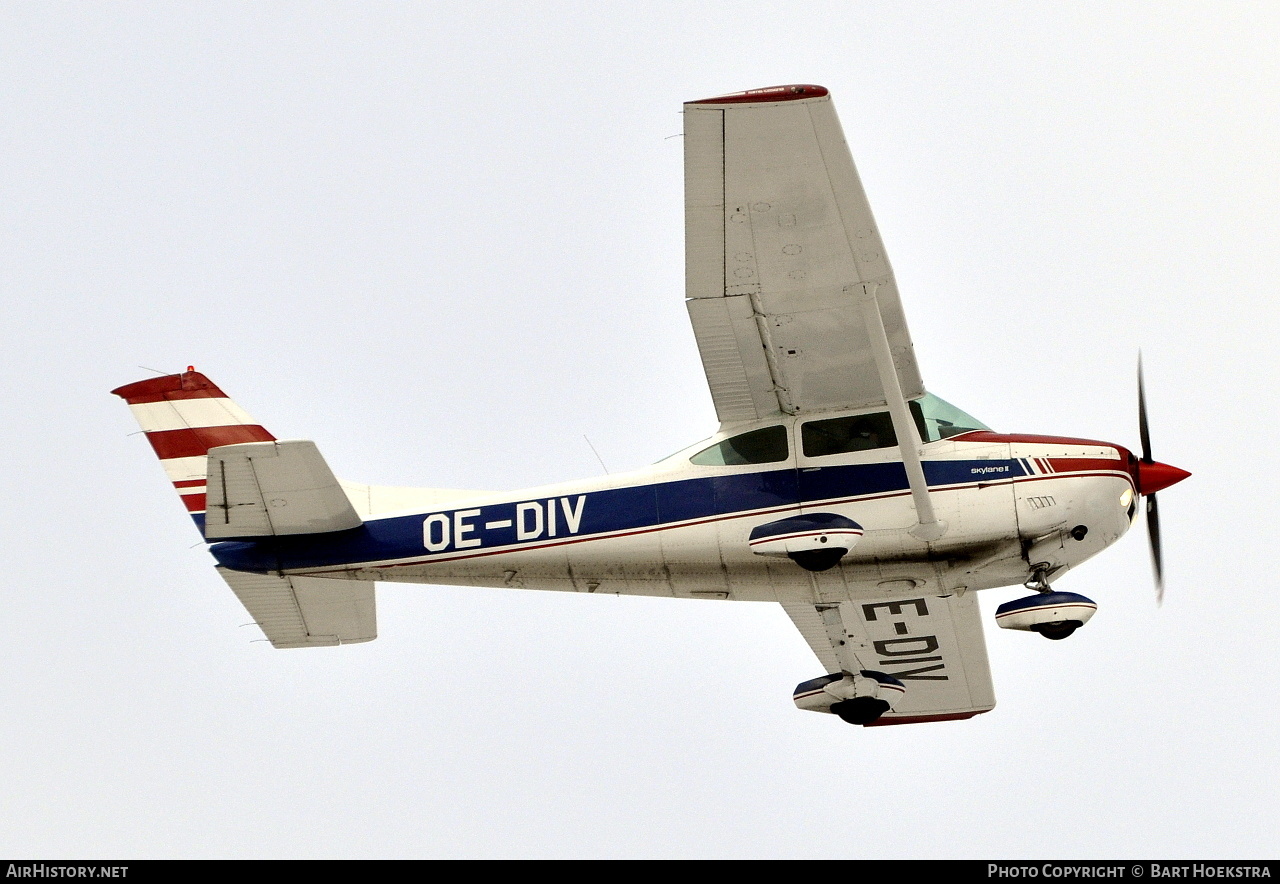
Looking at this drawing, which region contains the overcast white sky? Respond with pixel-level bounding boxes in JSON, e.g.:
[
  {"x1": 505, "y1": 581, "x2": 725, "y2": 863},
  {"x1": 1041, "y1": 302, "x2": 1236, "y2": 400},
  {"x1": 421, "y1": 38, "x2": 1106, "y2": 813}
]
[{"x1": 2, "y1": 2, "x2": 1277, "y2": 858}]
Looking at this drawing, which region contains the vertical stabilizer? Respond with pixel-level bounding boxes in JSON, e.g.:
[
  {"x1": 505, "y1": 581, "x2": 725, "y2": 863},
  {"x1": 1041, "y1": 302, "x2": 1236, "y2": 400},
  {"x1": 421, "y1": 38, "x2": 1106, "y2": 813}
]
[{"x1": 111, "y1": 369, "x2": 276, "y2": 530}]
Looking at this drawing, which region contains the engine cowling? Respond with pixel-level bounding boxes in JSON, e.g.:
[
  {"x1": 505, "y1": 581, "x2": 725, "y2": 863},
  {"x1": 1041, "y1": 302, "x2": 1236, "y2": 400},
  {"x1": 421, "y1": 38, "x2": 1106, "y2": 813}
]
[{"x1": 749, "y1": 513, "x2": 863, "y2": 572}]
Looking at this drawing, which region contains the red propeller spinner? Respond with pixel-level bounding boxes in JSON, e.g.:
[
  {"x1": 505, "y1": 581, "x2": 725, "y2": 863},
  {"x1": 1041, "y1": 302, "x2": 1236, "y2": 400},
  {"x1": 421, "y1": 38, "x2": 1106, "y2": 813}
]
[{"x1": 1137, "y1": 459, "x2": 1191, "y2": 496}]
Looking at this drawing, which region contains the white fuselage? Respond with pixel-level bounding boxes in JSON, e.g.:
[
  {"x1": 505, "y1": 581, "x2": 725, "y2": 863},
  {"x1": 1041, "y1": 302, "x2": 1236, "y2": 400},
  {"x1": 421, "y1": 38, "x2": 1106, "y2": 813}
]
[{"x1": 245, "y1": 421, "x2": 1137, "y2": 608}]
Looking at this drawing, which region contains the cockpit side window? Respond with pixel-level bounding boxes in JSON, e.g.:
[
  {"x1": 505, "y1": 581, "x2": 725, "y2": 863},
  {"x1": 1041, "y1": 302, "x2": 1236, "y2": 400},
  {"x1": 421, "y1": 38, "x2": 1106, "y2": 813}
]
[
  {"x1": 689, "y1": 425, "x2": 789, "y2": 466},
  {"x1": 800, "y1": 394, "x2": 990, "y2": 458},
  {"x1": 802, "y1": 412, "x2": 898, "y2": 457}
]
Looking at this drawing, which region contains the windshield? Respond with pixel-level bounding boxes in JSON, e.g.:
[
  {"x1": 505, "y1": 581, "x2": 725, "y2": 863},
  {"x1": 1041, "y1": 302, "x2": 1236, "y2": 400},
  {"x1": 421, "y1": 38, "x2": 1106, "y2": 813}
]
[{"x1": 912, "y1": 393, "x2": 990, "y2": 441}]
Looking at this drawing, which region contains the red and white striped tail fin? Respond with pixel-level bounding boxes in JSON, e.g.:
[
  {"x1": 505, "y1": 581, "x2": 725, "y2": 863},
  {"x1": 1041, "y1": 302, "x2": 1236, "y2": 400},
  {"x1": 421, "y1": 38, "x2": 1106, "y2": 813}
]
[{"x1": 111, "y1": 368, "x2": 276, "y2": 526}]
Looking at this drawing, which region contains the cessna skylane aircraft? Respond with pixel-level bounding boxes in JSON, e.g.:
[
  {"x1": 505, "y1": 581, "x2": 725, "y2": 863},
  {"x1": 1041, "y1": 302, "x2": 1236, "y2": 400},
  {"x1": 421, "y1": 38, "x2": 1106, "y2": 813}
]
[{"x1": 114, "y1": 85, "x2": 1189, "y2": 726}]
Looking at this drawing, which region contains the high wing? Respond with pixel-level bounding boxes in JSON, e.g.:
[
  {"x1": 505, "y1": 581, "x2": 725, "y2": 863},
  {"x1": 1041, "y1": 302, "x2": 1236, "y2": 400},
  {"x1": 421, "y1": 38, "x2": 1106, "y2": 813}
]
[
  {"x1": 684, "y1": 85, "x2": 924, "y2": 423},
  {"x1": 782, "y1": 594, "x2": 996, "y2": 724}
]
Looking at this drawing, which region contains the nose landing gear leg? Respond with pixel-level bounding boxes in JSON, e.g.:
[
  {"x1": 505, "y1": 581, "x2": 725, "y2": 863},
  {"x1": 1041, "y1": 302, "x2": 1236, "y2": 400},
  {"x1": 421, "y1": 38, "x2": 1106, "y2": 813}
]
[{"x1": 1024, "y1": 563, "x2": 1053, "y2": 593}]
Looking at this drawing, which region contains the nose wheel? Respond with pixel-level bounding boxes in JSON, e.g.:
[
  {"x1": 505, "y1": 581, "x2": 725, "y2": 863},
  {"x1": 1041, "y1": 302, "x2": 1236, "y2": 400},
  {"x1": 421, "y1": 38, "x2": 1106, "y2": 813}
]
[
  {"x1": 1030, "y1": 620, "x2": 1080, "y2": 640},
  {"x1": 996, "y1": 568, "x2": 1097, "y2": 639},
  {"x1": 1025, "y1": 565, "x2": 1079, "y2": 639}
]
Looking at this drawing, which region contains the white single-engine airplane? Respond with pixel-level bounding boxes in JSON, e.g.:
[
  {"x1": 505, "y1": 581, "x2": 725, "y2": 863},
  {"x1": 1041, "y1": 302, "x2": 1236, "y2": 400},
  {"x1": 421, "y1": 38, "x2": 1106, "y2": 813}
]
[{"x1": 115, "y1": 85, "x2": 1189, "y2": 726}]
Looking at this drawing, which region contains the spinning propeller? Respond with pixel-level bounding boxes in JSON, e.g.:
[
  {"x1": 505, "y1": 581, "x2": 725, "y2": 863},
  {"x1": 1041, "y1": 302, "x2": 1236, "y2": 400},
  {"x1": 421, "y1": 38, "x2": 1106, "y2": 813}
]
[{"x1": 1135, "y1": 355, "x2": 1191, "y2": 604}]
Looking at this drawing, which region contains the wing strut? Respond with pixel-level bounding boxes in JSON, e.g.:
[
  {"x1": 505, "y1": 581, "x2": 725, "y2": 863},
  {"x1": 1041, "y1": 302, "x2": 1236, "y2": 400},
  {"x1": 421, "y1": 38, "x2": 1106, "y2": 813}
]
[{"x1": 853, "y1": 282, "x2": 946, "y2": 541}]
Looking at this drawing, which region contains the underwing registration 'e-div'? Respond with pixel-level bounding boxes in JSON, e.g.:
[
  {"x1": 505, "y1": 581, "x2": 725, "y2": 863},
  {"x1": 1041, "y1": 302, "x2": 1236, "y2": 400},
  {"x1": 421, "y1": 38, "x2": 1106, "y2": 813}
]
[{"x1": 114, "y1": 85, "x2": 1190, "y2": 726}]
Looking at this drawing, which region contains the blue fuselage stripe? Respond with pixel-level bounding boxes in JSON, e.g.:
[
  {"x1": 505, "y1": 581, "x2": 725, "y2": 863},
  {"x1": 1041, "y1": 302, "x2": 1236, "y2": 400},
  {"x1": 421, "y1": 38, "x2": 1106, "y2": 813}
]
[{"x1": 209, "y1": 458, "x2": 1031, "y2": 573}]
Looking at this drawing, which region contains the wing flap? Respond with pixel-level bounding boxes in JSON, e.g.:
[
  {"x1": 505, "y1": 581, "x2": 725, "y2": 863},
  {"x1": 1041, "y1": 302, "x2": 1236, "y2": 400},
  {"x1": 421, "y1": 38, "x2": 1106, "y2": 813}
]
[
  {"x1": 217, "y1": 566, "x2": 376, "y2": 648},
  {"x1": 204, "y1": 440, "x2": 363, "y2": 539},
  {"x1": 686, "y1": 295, "x2": 777, "y2": 422}
]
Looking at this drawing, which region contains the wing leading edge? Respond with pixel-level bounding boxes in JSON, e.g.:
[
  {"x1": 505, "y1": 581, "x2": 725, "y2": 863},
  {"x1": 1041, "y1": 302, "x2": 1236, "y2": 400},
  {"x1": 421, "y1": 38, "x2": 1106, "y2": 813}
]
[{"x1": 684, "y1": 85, "x2": 924, "y2": 423}]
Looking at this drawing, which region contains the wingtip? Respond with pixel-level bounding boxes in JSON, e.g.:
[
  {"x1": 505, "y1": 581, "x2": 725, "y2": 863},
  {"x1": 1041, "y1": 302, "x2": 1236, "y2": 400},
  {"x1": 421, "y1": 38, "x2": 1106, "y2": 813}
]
[{"x1": 687, "y1": 84, "x2": 828, "y2": 105}]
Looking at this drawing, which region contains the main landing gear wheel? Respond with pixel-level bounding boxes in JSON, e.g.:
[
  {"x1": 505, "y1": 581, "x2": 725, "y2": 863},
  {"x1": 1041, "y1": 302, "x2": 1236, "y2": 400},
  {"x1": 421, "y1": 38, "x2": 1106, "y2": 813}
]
[
  {"x1": 1030, "y1": 620, "x2": 1083, "y2": 641},
  {"x1": 830, "y1": 697, "x2": 891, "y2": 725},
  {"x1": 788, "y1": 548, "x2": 847, "y2": 572}
]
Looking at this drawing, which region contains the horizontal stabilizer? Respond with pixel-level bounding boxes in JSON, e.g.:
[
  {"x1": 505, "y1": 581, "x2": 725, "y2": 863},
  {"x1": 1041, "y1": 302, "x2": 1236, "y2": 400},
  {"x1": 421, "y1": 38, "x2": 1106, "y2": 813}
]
[
  {"x1": 205, "y1": 440, "x2": 363, "y2": 539},
  {"x1": 217, "y1": 566, "x2": 376, "y2": 648}
]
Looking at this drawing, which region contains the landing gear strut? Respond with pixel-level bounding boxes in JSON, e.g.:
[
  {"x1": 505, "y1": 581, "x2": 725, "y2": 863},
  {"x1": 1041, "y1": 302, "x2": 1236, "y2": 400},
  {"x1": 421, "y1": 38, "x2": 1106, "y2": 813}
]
[{"x1": 1024, "y1": 563, "x2": 1053, "y2": 593}]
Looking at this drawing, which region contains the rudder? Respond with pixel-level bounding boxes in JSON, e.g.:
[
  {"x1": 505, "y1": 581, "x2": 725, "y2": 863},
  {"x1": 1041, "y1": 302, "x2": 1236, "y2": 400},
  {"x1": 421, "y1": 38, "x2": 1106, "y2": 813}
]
[{"x1": 112, "y1": 368, "x2": 276, "y2": 529}]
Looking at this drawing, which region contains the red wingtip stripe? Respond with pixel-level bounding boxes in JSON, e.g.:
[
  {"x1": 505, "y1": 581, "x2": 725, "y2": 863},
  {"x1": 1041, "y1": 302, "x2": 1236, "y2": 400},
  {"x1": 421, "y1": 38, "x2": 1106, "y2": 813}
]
[
  {"x1": 146, "y1": 424, "x2": 275, "y2": 460},
  {"x1": 688, "y1": 84, "x2": 828, "y2": 105},
  {"x1": 865, "y1": 710, "x2": 988, "y2": 727},
  {"x1": 111, "y1": 371, "x2": 230, "y2": 405}
]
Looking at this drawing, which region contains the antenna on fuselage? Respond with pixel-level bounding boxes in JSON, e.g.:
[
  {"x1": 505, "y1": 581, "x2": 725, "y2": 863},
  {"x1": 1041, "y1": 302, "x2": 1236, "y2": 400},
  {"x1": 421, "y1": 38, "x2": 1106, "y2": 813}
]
[{"x1": 583, "y1": 435, "x2": 610, "y2": 475}]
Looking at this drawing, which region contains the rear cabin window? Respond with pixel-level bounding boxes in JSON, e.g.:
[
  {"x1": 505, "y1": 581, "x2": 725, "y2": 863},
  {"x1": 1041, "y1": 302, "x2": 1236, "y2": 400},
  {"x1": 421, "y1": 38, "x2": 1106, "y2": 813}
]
[{"x1": 690, "y1": 425, "x2": 789, "y2": 466}]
